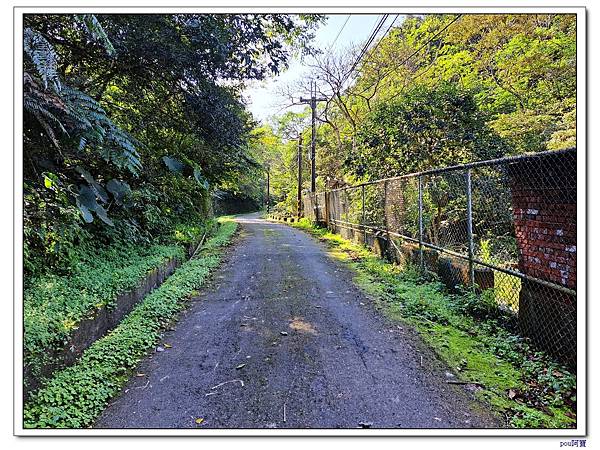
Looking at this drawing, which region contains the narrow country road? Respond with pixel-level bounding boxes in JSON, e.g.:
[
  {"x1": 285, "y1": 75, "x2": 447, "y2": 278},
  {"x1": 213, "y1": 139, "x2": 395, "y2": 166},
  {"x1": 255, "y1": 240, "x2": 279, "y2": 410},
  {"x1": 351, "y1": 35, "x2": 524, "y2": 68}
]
[{"x1": 96, "y1": 213, "x2": 500, "y2": 429}]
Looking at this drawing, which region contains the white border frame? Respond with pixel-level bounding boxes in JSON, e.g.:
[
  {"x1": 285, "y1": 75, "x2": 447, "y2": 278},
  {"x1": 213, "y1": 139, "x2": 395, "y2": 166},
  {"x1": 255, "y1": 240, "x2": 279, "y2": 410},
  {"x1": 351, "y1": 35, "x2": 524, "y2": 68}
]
[{"x1": 13, "y1": 4, "x2": 587, "y2": 437}]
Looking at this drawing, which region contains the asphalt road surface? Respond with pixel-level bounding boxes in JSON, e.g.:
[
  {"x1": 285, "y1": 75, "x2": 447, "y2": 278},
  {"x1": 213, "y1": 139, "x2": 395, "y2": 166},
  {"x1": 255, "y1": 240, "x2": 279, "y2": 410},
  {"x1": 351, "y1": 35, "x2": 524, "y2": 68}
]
[{"x1": 96, "y1": 213, "x2": 500, "y2": 429}]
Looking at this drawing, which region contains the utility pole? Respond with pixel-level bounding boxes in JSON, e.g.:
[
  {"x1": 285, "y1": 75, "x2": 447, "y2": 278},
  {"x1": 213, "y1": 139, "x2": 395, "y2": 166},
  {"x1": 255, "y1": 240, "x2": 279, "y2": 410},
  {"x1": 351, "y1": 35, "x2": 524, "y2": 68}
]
[
  {"x1": 266, "y1": 164, "x2": 270, "y2": 213},
  {"x1": 299, "y1": 80, "x2": 327, "y2": 192},
  {"x1": 297, "y1": 136, "x2": 303, "y2": 218}
]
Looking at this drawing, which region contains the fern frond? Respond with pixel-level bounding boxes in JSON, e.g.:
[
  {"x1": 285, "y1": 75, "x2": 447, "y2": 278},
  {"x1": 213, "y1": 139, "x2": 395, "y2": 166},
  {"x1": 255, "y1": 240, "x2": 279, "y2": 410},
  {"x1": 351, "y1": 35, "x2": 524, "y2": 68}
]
[
  {"x1": 60, "y1": 86, "x2": 108, "y2": 132},
  {"x1": 105, "y1": 125, "x2": 143, "y2": 174},
  {"x1": 75, "y1": 14, "x2": 116, "y2": 56},
  {"x1": 24, "y1": 98, "x2": 68, "y2": 135},
  {"x1": 23, "y1": 28, "x2": 60, "y2": 92},
  {"x1": 23, "y1": 72, "x2": 69, "y2": 145},
  {"x1": 31, "y1": 110, "x2": 61, "y2": 148}
]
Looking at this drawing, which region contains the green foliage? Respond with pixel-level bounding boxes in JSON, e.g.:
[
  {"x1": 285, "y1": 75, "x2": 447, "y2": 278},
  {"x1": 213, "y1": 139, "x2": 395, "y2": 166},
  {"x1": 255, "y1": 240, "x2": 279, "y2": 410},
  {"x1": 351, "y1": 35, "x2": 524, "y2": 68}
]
[
  {"x1": 75, "y1": 14, "x2": 116, "y2": 55},
  {"x1": 23, "y1": 13, "x2": 322, "y2": 277},
  {"x1": 162, "y1": 156, "x2": 186, "y2": 174},
  {"x1": 24, "y1": 215, "x2": 213, "y2": 390},
  {"x1": 24, "y1": 241, "x2": 186, "y2": 387},
  {"x1": 244, "y1": 115, "x2": 313, "y2": 215},
  {"x1": 270, "y1": 14, "x2": 575, "y2": 190},
  {"x1": 286, "y1": 218, "x2": 576, "y2": 428},
  {"x1": 23, "y1": 28, "x2": 60, "y2": 91},
  {"x1": 24, "y1": 23, "x2": 142, "y2": 230},
  {"x1": 24, "y1": 218, "x2": 237, "y2": 429},
  {"x1": 353, "y1": 83, "x2": 507, "y2": 179}
]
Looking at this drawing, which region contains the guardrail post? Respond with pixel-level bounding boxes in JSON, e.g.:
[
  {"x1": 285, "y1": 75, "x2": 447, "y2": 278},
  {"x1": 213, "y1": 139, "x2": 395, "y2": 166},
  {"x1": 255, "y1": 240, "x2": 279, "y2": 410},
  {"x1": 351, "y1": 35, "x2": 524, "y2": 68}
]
[
  {"x1": 362, "y1": 185, "x2": 366, "y2": 245},
  {"x1": 418, "y1": 176, "x2": 424, "y2": 272},
  {"x1": 466, "y1": 169, "x2": 475, "y2": 286}
]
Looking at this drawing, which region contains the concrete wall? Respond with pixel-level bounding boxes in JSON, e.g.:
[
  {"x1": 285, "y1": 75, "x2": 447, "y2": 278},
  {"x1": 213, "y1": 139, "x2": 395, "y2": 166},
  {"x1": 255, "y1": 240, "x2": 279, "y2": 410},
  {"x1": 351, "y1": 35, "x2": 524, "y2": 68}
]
[{"x1": 24, "y1": 239, "x2": 201, "y2": 399}]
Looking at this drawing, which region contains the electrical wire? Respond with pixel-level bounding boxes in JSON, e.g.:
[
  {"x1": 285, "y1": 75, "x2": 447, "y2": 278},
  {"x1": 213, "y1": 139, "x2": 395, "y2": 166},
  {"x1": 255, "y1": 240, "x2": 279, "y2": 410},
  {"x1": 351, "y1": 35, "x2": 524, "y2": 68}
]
[
  {"x1": 343, "y1": 14, "x2": 400, "y2": 88},
  {"x1": 356, "y1": 14, "x2": 463, "y2": 96},
  {"x1": 326, "y1": 15, "x2": 351, "y2": 54},
  {"x1": 343, "y1": 14, "x2": 389, "y2": 84}
]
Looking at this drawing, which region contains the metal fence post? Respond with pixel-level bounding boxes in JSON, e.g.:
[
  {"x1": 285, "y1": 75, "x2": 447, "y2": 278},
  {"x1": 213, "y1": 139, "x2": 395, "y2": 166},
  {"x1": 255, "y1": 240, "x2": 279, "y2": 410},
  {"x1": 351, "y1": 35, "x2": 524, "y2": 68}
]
[
  {"x1": 418, "y1": 175, "x2": 424, "y2": 272},
  {"x1": 466, "y1": 169, "x2": 475, "y2": 286},
  {"x1": 362, "y1": 184, "x2": 366, "y2": 245},
  {"x1": 324, "y1": 191, "x2": 330, "y2": 229}
]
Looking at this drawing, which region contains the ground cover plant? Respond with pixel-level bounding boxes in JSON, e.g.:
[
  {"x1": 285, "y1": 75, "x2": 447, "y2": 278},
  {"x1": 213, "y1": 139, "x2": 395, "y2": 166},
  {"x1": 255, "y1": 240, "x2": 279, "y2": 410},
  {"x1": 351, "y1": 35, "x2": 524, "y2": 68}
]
[
  {"x1": 286, "y1": 218, "x2": 576, "y2": 428},
  {"x1": 23, "y1": 217, "x2": 237, "y2": 429},
  {"x1": 23, "y1": 218, "x2": 218, "y2": 391}
]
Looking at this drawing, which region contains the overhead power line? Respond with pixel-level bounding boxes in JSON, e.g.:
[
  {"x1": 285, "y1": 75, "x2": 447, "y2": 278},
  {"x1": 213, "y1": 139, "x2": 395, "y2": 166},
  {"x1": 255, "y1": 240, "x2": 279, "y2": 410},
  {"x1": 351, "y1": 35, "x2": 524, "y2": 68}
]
[
  {"x1": 327, "y1": 15, "x2": 351, "y2": 53},
  {"x1": 310, "y1": 15, "x2": 389, "y2": 124},
  {"x1": 357, "y1": 14, "x2": 463, "y2": 96},
  {"x1": 344, "y1": 14, "x2": 389, "y2": 84},
  {"x1": 362, "y1": 14, "x2": 400, "y2": 65}
]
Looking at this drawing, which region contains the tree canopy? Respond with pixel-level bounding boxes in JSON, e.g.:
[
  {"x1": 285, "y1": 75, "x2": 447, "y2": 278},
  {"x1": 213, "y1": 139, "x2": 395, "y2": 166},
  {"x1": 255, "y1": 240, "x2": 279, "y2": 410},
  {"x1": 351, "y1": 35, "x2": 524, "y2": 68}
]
[
  {"x1": 260, "y1": 13, "x2": 576, "y2": 214},
  {"x1": 23, "y1": 13, "x2": 323, "y2": 275}
]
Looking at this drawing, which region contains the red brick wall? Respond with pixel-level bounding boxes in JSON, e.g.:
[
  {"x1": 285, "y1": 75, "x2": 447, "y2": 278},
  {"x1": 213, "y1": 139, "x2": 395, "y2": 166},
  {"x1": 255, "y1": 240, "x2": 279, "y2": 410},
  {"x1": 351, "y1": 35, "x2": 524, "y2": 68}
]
[
  {"x1": 508, "y1": 150, "x2": 577, "y2": 290},
  {"x1": 508, "y1": 149, "x2": 577, "y2": 368}
]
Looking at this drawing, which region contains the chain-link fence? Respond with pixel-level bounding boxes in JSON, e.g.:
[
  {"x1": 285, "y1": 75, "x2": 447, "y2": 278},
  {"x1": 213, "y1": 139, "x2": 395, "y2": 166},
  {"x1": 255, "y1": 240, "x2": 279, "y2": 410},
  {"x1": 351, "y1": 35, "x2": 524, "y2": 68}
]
[{"x1": 303, "y1": 148, "x2": 577, "y2": 368}]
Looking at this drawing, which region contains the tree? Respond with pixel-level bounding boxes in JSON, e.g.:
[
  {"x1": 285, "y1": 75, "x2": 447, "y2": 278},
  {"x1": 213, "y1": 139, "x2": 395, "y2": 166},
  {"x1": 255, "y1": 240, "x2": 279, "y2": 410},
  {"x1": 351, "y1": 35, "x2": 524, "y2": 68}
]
[
  {"x1": 23, "y1": 13, "x2": 324, "y2": 275},
  {"x1": 353, "y1": 83, "x2": 507, "y2": 180},
  {"x1": 281, "y1": 13, "x2": 575, "y2": 193}
]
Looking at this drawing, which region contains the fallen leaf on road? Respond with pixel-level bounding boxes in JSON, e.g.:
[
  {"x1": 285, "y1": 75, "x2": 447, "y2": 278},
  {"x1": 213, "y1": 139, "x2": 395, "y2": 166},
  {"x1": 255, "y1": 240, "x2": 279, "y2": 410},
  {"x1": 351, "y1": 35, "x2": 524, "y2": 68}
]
[
  {"x1": 164, "y1": 344, "x2": 172, "y2": 348},
  {"x1": 195, "y1": 418, "x2": 204, "y2": 425},
  {"x1": 236, "y1": 363, "x2": 246, "y2": 370},
  {"x1": 280, "y1": 331, "x2": 288, "y2": 336},
  {"x1": 136, "y1": 373, "x2": 145, "y2": 377}
]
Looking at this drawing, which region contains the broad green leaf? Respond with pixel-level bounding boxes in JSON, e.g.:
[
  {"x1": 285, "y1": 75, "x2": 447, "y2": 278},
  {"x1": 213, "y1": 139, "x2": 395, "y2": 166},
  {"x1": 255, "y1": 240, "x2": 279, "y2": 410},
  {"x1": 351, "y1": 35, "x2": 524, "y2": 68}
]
[
  {"x1": 75, "y1": 166, "x2": 95, "y2": 184},
  {"x1": 162, "y1": 156, "x2": 185, "y2": 173},
  {"x1": 78, "y1": 204, "x2": 94, "y2": 223},
  {"x1": 193, "y1": 167, "x2": 209, "y2": 189},
  {"x1": 106, "y1": 179, "x2": 131, "y2": 196},
  {"x1": 91, "y1": 181, "x2": 109, "y2": 203},
  {"x1": 94, "y1": 204, "x2": 114, "y2": 226},
  {"x1": 77, "y1": 185, "x2": 98, "y2": 211}
]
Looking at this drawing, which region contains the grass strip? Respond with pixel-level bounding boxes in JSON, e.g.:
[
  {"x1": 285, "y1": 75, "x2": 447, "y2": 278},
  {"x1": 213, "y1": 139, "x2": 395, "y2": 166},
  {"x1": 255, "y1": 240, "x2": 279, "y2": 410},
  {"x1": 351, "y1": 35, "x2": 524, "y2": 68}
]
[
  {"x1": 24, "y1": 221, "x2": 216, "y2": 391},
  {"x1": 23, "y1": 217, "x2": 237, "y2": 429},
  {"x1": 285, "y1": 218, "x2": 576, "y2": 429}
]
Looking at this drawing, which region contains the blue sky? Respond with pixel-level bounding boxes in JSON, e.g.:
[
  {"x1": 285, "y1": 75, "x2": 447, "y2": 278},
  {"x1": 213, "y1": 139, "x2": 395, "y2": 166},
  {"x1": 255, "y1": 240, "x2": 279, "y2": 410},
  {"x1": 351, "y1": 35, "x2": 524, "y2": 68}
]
[{"x1": 243, "y1": 14, "x2": 403, "y2": 124}]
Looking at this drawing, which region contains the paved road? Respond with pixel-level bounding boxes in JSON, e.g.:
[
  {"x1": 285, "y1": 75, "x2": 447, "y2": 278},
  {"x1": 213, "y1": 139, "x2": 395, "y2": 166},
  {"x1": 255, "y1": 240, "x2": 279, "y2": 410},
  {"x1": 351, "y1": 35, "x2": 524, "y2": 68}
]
[{"x1": 96, "y1": 213, "x2": 500, "y2": 429}]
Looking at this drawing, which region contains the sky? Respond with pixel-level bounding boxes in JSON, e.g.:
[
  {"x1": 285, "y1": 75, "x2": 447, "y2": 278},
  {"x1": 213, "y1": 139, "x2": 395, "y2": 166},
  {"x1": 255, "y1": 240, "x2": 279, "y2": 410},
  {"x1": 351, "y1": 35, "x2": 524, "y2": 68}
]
[{"x1": 242, "y1": 14, "x2": 402, "y2": 124}]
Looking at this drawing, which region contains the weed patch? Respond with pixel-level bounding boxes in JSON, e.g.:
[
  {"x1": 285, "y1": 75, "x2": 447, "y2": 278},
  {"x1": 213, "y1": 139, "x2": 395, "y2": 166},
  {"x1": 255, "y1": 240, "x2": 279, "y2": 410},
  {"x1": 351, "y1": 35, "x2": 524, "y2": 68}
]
[{"x1": 24, "y1": 219, "x2": 219, "y2": 391}]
